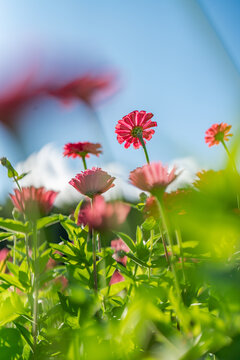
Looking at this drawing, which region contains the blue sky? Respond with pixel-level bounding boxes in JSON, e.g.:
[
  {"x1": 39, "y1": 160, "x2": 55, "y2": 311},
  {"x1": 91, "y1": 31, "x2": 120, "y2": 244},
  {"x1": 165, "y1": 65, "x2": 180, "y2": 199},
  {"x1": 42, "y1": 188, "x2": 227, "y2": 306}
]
[{"x1": 0, "y1": 0, "x2": 240, "y2": 200}]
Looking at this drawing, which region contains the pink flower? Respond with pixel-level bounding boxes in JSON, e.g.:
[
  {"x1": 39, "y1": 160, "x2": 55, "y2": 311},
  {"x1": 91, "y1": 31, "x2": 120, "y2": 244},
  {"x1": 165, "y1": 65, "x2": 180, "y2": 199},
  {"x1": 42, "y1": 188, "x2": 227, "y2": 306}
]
[
  {"x1": 63, "y1": 142, "x2": 102, "y2": 159},
  {"x1": 0, "y1": 248, "x2": 9, "y2": 262},
  {"x1": 129, "y1": 162, "x2": 177, "y2": 195},
  {"x1": 10, "y1": 186, "x2": 58, "y2": 218},
  {"x1": 115, "y1": 110, "x2": 157, "y2": 149},
  {"x1": 69, "y1": 167, "x2": 115, "y2": 198},
  {"x1": 78, "y1": 195, "x2": 130, "y2": 231},
  {"x1": 0, "y1": 69, "x2": 47, "y2": 130},
  {"x1": 48, "y1": 72, "x2": 117, "y2": 107},
  {"x1": 109, "y1": 270, "x2": 125, "y2": 285},
  {"x1": 205, "y1": 123, "x2": 232, "y2": 147},
  {"x1": 109, "y1": 239, "x2": 130, "y2": 286},
  {"x1": 111, "y1": 239, "x2": 130, "y2": 266}
]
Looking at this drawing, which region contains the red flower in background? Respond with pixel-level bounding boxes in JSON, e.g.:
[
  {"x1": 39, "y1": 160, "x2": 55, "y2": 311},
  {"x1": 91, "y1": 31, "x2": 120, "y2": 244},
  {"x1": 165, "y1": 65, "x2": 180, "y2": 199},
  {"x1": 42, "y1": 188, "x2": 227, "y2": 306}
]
[
  {"x1": 0, "y1": 70, "x2": 45, "y2": 130},
  {"x1": 205, "y1": 123, "x2": 232, "y2": 147},
  {"x1": 69, "y1": 168, "x2": 115, "y2": 198},
  {"x1": 129, "y1": 162, "x2": 177, "y2": 195},
  {"x1": 10, "y1": 186, "x2": 58, "y2": 218},
  {"x1": 115, "y1": 110, "x2": 157, "y2": 149},
  {"x1": 48, "y1": 72, "x2": 117, "y2": 107},
  {"x1": 63, "y1": 142, "x2": 102, "y2": 159},
  {"x1": 78, "y1": 195, "x2": 130, "y2": 231}
]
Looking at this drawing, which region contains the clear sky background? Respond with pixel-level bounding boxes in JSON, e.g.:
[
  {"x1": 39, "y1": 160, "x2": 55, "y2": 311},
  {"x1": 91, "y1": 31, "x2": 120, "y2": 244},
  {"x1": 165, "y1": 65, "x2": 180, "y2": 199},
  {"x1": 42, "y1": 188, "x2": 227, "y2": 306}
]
[{"x1": 0, "y1": 0, "x2": 240, "y2": 202}]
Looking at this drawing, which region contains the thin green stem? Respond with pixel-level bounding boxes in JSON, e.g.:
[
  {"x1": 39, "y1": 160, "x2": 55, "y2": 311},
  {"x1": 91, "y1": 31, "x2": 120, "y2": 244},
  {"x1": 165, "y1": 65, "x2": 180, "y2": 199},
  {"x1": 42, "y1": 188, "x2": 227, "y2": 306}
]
[
  {"x1": 92, "y1": 229, "x2": 98, "y2": 292},
  {"x1": 221, "y1": 140, "x2": 239, "y2": 208},
  {"x1": 155, "y1": 196, "x2": 181, "y2": 300},
  {"x1": 175, "y1": 228, "x2": 186, "y2": 286},
  {"x1": 25, "y1": 234, "x2": 31, "y2": 275},
  {"x1": 82, "y1": 156, "x2": 87, "y2": 171},
  {"x1": 32, "y1": 221, "x2": 39, "y2": 351},
  {"x1": 148, "y1": 230, "x2": 154, "y2": 280},
  {"x1": 138, "y1": 135, "x2": 150, "y2": 164},
  {"x1": 126, "y1": 264, "x2": 138, "y2": 304},
  {"x1": 159, "y1": 225, "x2": 170, "y2": 267}
]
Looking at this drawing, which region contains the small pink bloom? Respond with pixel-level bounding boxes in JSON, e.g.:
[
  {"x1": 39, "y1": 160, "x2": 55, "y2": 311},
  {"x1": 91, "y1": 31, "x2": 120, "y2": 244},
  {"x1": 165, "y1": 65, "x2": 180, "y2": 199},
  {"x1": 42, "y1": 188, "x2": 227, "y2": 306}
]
[
  {"x1": 78, "y1": 195, "x2": 130, "y2": 231},
  {"x1": 0, "y1": 248, "x2": 9, "y2": 262},
  {"x1": 63, "y1": 142, "x2": 102, "y2": 159},
  {"x1": 205, "y1": 123, "x2": 232, "y2": 147},
  {"x1": 129, "y1": 162, "x2": 177, "y2": 194},
  {"x1": 111, "y1": 239, "x2": 130, "y2": 266},
  {"x1": 48, "y1": 72, "x2": 117, "y2": 106},
  {"x1": 10, "y1": 186, "x2": 58, "y2": 217},
  {"x1": 69, "y1": 167, "x2": 115, "y2": 198},
  {"x1": 109, "y1": 269, "x2": 125, "y2": 285},
  {"x1": 115, "y1": 110, "x2": 157, "y2": 149}
]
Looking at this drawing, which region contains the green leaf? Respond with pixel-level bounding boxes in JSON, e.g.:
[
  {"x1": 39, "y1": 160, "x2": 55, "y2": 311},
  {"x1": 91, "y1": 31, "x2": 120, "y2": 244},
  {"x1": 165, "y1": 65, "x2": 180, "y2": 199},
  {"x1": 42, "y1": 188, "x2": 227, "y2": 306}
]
[
  {"x1": 0, "y1": 218, "x2": 30, "y2": 234},
  {"x1": 126, "y1": 252, "x2": 150, "y2": 268},
  {"x1": 0, "y1": 232, "x2": 13, "y2": 242},
  {"x1": 13, "y1": 322, "x2": 34, "y2": 352},
  {"x1": 142, "y1": 216, "x2": 156, "y2": 231},
  {"x1": 136, "y1": 226, "x2": 143, "y2": 244},
  {"x1": 6, "y1": 261, "x2": 19, "y2": 276},
  {"x1": 114, "y1": 232, "x2": 136, "y2": 252},
  {"x1": 37, "y1": 214, "x2": 59, "y2": 230},
  {"x1": 0, "y1": 273, "x2": 25, "y2": 291},
  {"x1": 74, "y1": 200, "x2": 83, "y2": 223},
  {"x1": 60, "y1": 215, "x2": 82, "y2": 241},
  {"x1": 16, "y1": 171, "x2": 30, "y2": 181},
  {"x1": 0, "y1": 157, "x2": 19, "y2": 178}
]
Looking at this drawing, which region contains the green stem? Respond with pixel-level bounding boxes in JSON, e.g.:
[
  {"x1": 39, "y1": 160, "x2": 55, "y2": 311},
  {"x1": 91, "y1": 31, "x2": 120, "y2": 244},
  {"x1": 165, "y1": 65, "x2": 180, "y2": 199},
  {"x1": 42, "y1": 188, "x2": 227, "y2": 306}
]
[
  {"x1": 148, "y1": 230, "x2": 154, "y2": 280},
  {"x1": 175, "y1": 228, "x2": 186, "y2": 286},
  {"x1": 138, "y1": 135, "x2": 150, "y2": 164},
  {"x1": 25, "y1": 234, "x2": 31, "y2": 275},
  {"x1": 82, "y1": 156, "x2": 87, "y2": 171},
  {"x1": 221, "y1": 140, "x2": 239, "y2": 208},
  {"x1": 126, "y1": 264, "x2": 138, "y2": 303},
  {"x1": 32, "y1": 221, "x2": 39, "y2": 351},
  {"x1": 92, "y1": 229, "x2": 98, "y2": 292},
  {"x1": 155, "y1": 196, "x2": 181, "y2": 300},
  {"x1": 159, "y1": 225, "x2": 170, "y2": 267}
]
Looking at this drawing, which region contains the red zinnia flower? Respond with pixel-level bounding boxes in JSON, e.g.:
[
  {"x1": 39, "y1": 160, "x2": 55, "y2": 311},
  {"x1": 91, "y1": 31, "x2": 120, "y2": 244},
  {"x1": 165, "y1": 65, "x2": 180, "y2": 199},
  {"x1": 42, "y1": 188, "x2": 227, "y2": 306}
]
[
  {"x1": 63, "y1": 142, "x2": 102, "y2": 159},
  {"x1": 205, "y1": 123, "x2": 232, "y2": 147},
  {"x1": 69, "y1": 167, "x2": 115, "y2": 198},
  {"x1": 0, "y1": 69, "x2": 46, "y2": 130},
  {"x1": 10, "y1": 186, "x2": 58, "y2": 218},
  {"x1": 129, "y1": 162, "x2": 177, "y2": 195},
  {"x1": 115, "y1": 110, "x2": 157, "y2": 149},
  {"x1": 78, "y1": 195, "x2": 130, "y2": 231},
  {"x1": 48, "y1": 72, "x2": 117, "y2": 107}
]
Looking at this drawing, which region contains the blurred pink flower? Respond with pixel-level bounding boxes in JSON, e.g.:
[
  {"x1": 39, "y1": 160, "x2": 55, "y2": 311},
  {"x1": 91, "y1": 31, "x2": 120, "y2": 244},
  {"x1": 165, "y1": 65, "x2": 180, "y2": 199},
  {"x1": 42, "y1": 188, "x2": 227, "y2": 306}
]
[
  {"x1": 63, "y1": 142, "x2": 102, "y2": 159},
  {"x1": 48, "y1": 72, "x2": 117, "y2": 107},
  {"x1": 109, "y1": 239, "x2": 130, "y2": 285},
  {"x1": 69, "y1": 168, "x2": 115, "y2": 198},
  {"x1": 115, "y1": 110, "x2": 157, "y2": 149},
  {"x1": 0, "y1": 248, "x2": 9, "y2": 262},
  {"x1": 129, "y1": 162, "x2": 177, "y2": 195},
  {"x1": 111, "y1": 239, "x2": 130, "y2": 266},
  {"x1": 109, "y1": 270, "x2": 125, "y2": 285},
  {"x1": 78, "y1": 195, "x2": 130, "y2": 231},
  {"x1": 205, "y1": 123, "x2": 232, "y2": 147},
  {"x1": 0, "y1": 70, "x2": 45, "y2": 130},
  {"x1": 10, "y1": 186, "x2": 58, "y2": 218}
]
